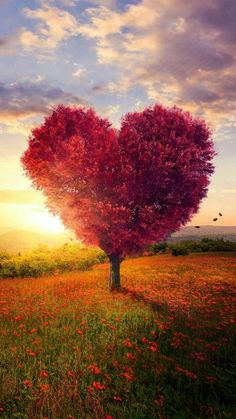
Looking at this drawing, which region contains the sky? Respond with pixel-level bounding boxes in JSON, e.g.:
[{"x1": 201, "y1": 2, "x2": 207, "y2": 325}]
[{"x1": 0, "y1": 0, "x2": 235, "y2": 234}]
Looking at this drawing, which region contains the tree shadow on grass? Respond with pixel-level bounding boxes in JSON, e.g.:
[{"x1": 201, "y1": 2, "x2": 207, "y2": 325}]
[{"x1": 114, "y1": 286, "x2": 167, "y2": 313}]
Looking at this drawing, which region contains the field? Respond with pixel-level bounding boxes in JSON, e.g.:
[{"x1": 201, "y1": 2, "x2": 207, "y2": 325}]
[{"x1": 0, "y1": 253, "x2": 235, "y2": 418}]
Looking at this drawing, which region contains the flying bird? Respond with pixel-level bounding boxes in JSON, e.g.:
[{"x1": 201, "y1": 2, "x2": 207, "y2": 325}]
[
  {"x1": 219, "y1": 212, "x2": 222, "y2": 216},
  {"x1": 213, "y1": 218, "x2": 218, "y2": 222},
  {"x1": 195, "y1": 226, "x2": 200, "y2": 228}
]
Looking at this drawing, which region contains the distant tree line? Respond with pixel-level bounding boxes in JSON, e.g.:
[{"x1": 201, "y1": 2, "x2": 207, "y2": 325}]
[
  {"x1": 148, "y1": 238, "x2": 236, "y2": 256},
  {"x1": 1, "y1": 238, "x2": 235, "y2": 279}
]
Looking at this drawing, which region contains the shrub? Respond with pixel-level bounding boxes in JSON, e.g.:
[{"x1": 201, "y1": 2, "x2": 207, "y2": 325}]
[
  {"x1": 208, "y1": 239, "x2": 236, "y2": 252},
  {"x1": 0, "y1": 244, "x2": 107, "y2": 279},
  {"x1": 95, "y1": 253, "x2": 108, "y2": 263},
  {"x1": 0, "y1": 259, "x2": 18, "y2": 278},
  {"x1": 172, "y1": 246, "x2": 189, "y2": 256},
  {"x1": 0, "y1": 251, "x2": 11, "y2": 261},
  {"x1": 149, "y1": 242, "x2": 168, "y2": 254}
]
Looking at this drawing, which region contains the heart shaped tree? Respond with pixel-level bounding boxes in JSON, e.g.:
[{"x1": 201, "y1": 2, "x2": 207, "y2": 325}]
[{"x1": 21, "y1": 104, "x2": 215, "y2": 289}]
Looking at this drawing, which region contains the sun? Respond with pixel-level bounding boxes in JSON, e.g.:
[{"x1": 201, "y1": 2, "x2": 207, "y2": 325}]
[{"x1": 29, "y1": 208, "x2": 66, "y2": 234}]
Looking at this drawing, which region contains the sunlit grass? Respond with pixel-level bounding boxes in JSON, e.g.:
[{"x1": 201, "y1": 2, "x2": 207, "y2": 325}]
[{"x1": 0, "y1": 253, "x2": 235, "y2": 418}]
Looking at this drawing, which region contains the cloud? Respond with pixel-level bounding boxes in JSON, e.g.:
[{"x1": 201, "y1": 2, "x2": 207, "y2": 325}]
[
  {"x1": 88, "y1": 0, "x2": 117, "y2": 6},
  {"x1": 0, "y1": 190, "x2": 45, "y2": 205},
  {"x1": 0, "y1": 120, "x2": 34, "y2": 136},
  {"x1": 0, "y1": 4, "x2": 80, "y2": 57},
  {"x1": 90, "y1": 84, "x2": 105, "y2": 93},
  {"x1": 0, "y1": 81, "x2": 87, "y2": 135},
  {"x1": 0, "y1": 37, "x2": 8, "y2": 47},
  {"x1": 194, "y1": 0, "x2": 236, "y2": 44},
  {"x1": 101, "y1": 104, "x2": 120, "y2": 116},
  {"x1": 1, "y1": 0, "x2": 236, "y2": 134},
  {"x1": 20, "y1": 4, "x2": 80, "y2": 52},
  {"x1": 0, "y1": 81, "x2": 86, "y2": 122},
  {"x1": 78, "y1": 0, "x2": 236, "y2": 132},
  {"x1": 72, "y1": 66, "x2": 87, "y2": 78},
  {"x1": 48, "y1": 0, "x2": 77, "y2": 6},
  {"x1": 39, "y1": 0, "x2": 116, "y2": 7},
  {"x1": 0, "y1": 33, "x2": 19, "y2": 55}
]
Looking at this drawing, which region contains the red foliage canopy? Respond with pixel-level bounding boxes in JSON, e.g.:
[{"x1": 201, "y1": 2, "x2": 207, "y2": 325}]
[{"x1": 21, "y1": 104, "x2": 215, "y2": 258}]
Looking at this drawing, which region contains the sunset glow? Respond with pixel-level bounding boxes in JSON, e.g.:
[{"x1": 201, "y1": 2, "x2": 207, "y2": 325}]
[
  {"x1": 26, "y1": 209, "x2": 66, "y2": 234},
  {"x1": 0, "y1": 0, "x2": 235, "y2": 233}
]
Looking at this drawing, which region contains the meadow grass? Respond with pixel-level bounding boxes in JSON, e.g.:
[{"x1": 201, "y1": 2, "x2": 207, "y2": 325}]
[{"x1": 0, "y1": 253, "x2": 235, "y2": 418}]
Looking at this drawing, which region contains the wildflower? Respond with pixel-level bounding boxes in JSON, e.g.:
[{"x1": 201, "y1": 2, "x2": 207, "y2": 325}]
[
  {"x1": 88, "y1": 364, "x2": 101, "y2": 374},
  {"x1": 108, "y1": 324, "x2": 117, "y2": 330},
  {"x1": 14, "y1": 315, "x2": 23, "y2": 321},
  {"x1": 126, "y1": 352, "x2": 136, "y2": 360},
  {"x1": 155, "y1": 395, "x2": 164, "y2": 407},
  {"x1": 149, "y1": 342, "x2": 158, "y2": 352},
  {"x1": 113, "y1": 396, "x2": 122, "y2": 401},
  {"x1": 170, "y1": 338, "x2": 182, "y2": 348},
  {"x1": 26, "y1": 349, "x2": 36, "y2": 357},
  {"x1": 30, "y1": 328, "x2": 37, "y2": 333},
  {"x1": 114, "y1": 316, "x2": 121, "y2": 321},
  {"x1": 190, "y1": 352, "x2": 206, "y2": 362},
  {"x1": 23, "y1": 380, "x2": 33, "y2": 388},
  {"x1": 18, "y1": 324, "x2": 25, "y2": 329},
  {"x1": 120, "y1": 372, "x2": 134, "y2": 381},
  {"x1": 76, "y1": 328, "x2": 83, "y2": 335},
  {"x1": 123, "y1": 339, "x2": 133, "y2": 348},
  {"x1": 39, "y1": 383, "x2": 50, "y2": 392},
  {"x1": 175, "y1": 366, "x2": 197, "y2": 380},
  {"x1": 159, "y1": 323, "x2": 167, "y2": 331},
  {"x1": 112, "y1": 360, "x2": 119, "y2": 368},
  {"x1": 40, "y1": 370, "x2": 49, "y2": 379},
  {"x1": 92, "y1": 381, "x2": 106, "y2": 390},
  {"x1": 67, "y1": 370, "x2": 75, "y2": 378}
]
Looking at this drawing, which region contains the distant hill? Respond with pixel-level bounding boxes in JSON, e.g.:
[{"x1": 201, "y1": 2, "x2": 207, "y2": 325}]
[
  {"x1": 0, "y1": 226, "x2": 236, "y2": 254},
  {"x1": 169, "y1": 226, "x2": 236, "y2": 243},
  {"x1": 0, "y1": 230, "x2": 76, "y2": 254}
]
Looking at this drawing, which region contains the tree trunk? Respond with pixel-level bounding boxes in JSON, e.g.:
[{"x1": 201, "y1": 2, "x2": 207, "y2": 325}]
[{"x1": 109, "y1": 255, "x2": 121, "y2": 290}]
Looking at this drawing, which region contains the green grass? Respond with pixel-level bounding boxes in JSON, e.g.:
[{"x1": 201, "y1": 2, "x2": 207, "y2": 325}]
[{"x1": 0, "y1": 253, "x2": 235, "y2": 418}]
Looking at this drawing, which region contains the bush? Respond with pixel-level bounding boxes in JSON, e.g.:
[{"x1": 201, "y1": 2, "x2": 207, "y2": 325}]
[
  {"x1": 0, "y1": 259, "x2": 18, "y2": 278},
  {"x1": 171, "y1": 246, "x2": 189, "y2": 256},
  {"x1": 0, "y1": 244, "x2": 107, "y2": 279},
  {"x1": 149, "y1": 238, "x2": 236, "y2": 256},
  {"x1": 0, "y1": 251, "x2": 11, "y2": 261},
  {"x1": 208, "y1": 239, "x2": 236, "y2": 252},
  {"x1": 95, "y1": 253, "x2": 108, "y2": 263},
  {"x1": 149, "y1": 242, "x2": 168, "y2": 254}
]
